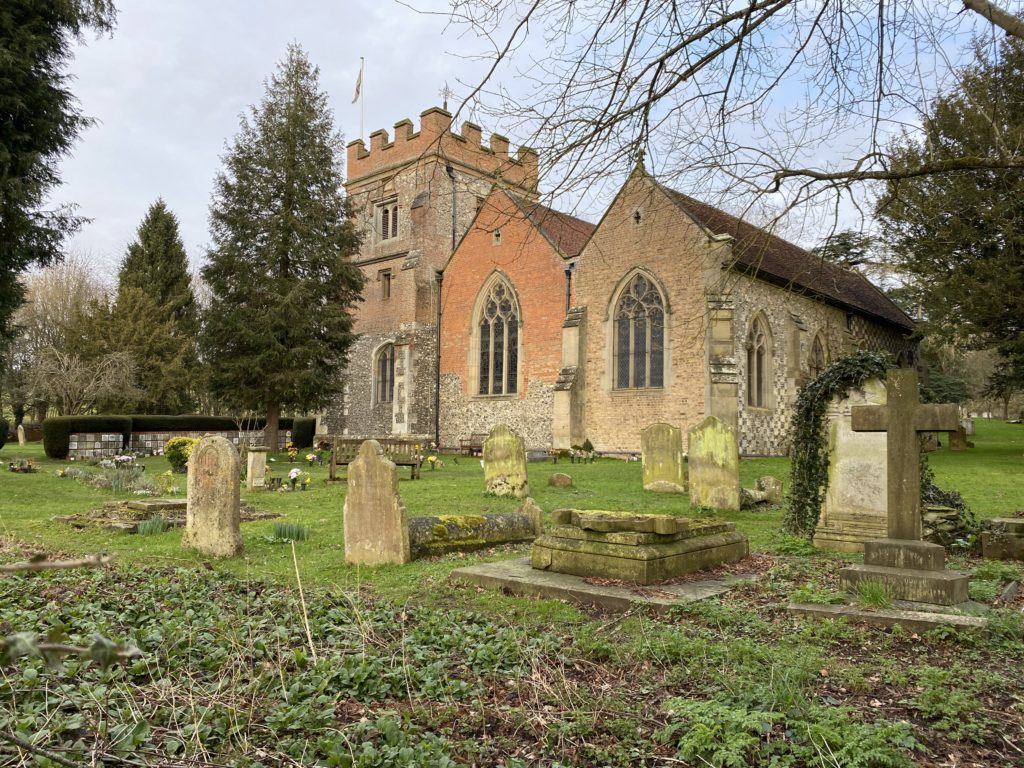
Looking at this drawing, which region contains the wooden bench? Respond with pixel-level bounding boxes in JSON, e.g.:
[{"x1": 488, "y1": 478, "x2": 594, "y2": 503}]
[
  {"x1": 328, "y1": 438, "x2": 422, "y2": 481},
  {"x1": 459, "y1": 433, "x2": 488, "y2": 456}
]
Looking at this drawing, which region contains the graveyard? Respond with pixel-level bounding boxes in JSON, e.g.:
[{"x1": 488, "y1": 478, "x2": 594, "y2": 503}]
[{"x1": 0, "y1": 417, "x2": 1022, "y2": 766}]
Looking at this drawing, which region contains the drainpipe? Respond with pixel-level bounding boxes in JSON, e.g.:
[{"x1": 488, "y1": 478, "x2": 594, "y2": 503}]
[
  {"x1": 434, "y1": 270, "x2": 444, "y2": 449},
  {"x1": 564, "y1": 263, "x2": 575, "y2": 315}
]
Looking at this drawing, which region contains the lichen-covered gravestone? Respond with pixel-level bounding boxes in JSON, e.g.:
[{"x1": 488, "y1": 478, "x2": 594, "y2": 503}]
[
  {"x1": 183, "y1": 435, "x2": 243, "y2": 557},
  {"x1": 483, "y1": 425, "x2": 529, "y2": 498},
  {"x1": 343, "y1": 440, "x2": 411, "y2": 565},
  {"x1": 813, "y1": 378, "x2": 888, "y2": 552},
  {"x1": 246, "y1": 445, "x2": 268, "y2": 490},
  {"x1": 687, "y1": 416, "x2": 740, "y2": 512},
  {"x1": 641, "y1": 422, "x2": 685, "y2": 493}
]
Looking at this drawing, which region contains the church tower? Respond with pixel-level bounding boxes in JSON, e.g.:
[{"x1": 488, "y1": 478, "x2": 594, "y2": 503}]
[{"x1": 324, "y1": 107, "x2": 539, "y2": 440}]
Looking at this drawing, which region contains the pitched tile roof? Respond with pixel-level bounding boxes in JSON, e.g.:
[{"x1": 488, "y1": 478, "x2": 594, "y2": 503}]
[
  {"x1": 508, "y1": 194, "x2": 596, "y2": 259},
  {"x1": 659, "y1": 184, "x2": 914, "y2": 332}
]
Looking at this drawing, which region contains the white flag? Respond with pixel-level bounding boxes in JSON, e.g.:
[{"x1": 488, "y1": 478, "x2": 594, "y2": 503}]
[{"x1": 351, "y1": 61, "x2": 363, "y2": 104}]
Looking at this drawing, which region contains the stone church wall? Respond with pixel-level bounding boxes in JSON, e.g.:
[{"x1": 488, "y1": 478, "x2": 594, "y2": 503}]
[
  {"x1": 572, "y1": 173, "x2": 711, "y2": 454},
  {"x1": 730, "y1": 273, "x2": 915, "y2": 456},
  {"x1": 439, "y1": 374, "x2": 555, "y2": 450}
]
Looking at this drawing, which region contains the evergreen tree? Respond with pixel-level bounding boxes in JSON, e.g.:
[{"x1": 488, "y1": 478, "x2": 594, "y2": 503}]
[
  {"x1": 0, "y1": 1, "x2": 115, "y2": 354},
  {"x1": 118, "y1": 199, "x2": 197, "y2": 335},
  {"x1": 877, "y1": 38, "x2": 1024, "y2": 380},
  {"x1": 83, "y1": 288, "x2": 192, "y2": 413},
  {"x1": 200, "y1": 44, "x2": 364, "y2": 447}
]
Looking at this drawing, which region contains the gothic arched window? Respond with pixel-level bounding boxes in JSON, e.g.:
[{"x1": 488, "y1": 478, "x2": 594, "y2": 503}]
[
  {"x1": 375, "y1": 344, "x2": 395, "y2": 404},
  {"x1": 746, "y1": 315, "x2": 771, "y2": 407},
  {"x1": 809, "y1": 333, "x2": 828, "y2": 380},
  {"x1": 477, "y1": 279, "x2": 519, "y2": 395},
  {"x1": 613, "y1": 273, "x2": 665, "y2": 389}
]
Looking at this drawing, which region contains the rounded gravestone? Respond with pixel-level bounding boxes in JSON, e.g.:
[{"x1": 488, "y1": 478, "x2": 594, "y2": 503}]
[
  {"x1": 183, "y1": 435, "x2": 243, "y2": 557},
  {"x1": 548, "y1": 472, "x2": 573, "y2": 488}
]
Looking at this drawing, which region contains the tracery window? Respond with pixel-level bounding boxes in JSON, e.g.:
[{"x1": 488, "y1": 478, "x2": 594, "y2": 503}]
[
  {"x1": 375, "y1": 344, "x2": 395, "y2": 404},
  {"x1": 613, "y1": 273, "x2": 665, "y2": 389},
  {"x1": 477, "y1": 279, "x2": 519, "y2": 395},
  {"x1": 746, "y1": 315, "x2": 771, "y2": 407}
]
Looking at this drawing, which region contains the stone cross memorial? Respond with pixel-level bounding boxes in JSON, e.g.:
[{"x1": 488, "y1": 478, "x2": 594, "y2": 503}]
[
  {"x1": 850, "y1": 369, "x2": 959, "y2": 541},
  {"x1": 183, "y1": 435, "x2": 243, "y2": 558},
  {"x1": 483, "y1": 425, "x2": 529, "y2": 498},
  {"x1": 840, "y1": 369, "x2": 967, "y2": 605},
  {"x1": 641, "y1": 422, "x2": 686, "y2": 493}
]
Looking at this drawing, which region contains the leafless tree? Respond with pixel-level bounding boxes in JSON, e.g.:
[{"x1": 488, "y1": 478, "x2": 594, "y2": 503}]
[
  {"x1": 443, "y1": 0, "x2": 1024, "y2": 230},
  {"x1": 27, "y1": 348, "x2": 140, "y2": 416},
  {"x1": 3, "y1": 254, "x2": 109, "y2": 421}
]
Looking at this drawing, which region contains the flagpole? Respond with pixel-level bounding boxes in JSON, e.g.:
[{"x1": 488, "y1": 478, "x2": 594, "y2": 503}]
[{"x1": 359, "y1": 57, "x2": 364, "y2": 141}]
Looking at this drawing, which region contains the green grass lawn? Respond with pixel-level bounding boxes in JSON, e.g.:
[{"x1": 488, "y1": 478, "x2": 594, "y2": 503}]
[{"x1": 0, "y1": 422, "x2": 1022, "y2": 765}]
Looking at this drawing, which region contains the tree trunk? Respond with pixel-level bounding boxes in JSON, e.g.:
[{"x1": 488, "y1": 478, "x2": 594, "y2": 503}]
[
  {"x1": 33, "y1": 401, "x2": 48, "y2": 423},
  {"x1": 12, "y1": 403, "x2": 25, "y2": 428},
  {"x1": 265, "y1": 401, "x2": 280, "y2": 452}
]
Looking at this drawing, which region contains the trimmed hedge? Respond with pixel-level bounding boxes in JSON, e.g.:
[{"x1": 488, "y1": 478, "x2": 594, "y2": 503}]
[
  {"x1": 130, "y1": 415, "x2": 295, "y2": 432},
  {"x1": 43, "y1": 416, "x2": 133, "y2": 459},
  {"x1": 291, "y1": 417, "x2": 316, "y2": 448},
  {"x1": 0, "y1": 419, "x2": 8, "y2": 451},
  {"x1": 43, "y1": 415, "x2": 301, "y2": 458}
]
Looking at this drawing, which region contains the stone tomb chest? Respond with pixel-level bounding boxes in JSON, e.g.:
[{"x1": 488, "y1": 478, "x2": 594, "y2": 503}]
[{"x1": 532, "y1": 510, "x2": 748, "y2": 585}]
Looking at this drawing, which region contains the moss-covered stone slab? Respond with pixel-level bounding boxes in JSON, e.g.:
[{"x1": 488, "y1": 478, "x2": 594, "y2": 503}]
[
  {"x1": 408, "y1": 512, "x2": 539, "y2": 558},
  {"x1": 787, "y1": 602, "x2": 986, "y2": 633},
  {"x1": 451, "y1": 558, "x2": 736, "y2": 613},
  {"x1": 570, "y1": 510, "x2": 686, "y2": 535},
  {"x1": 981, "y1": 518, "x2": 1024, "y2": 561},
  {"x1": 687, "y1": 416, "x2": 741, "y2": 512},
  {"x1": 125, "y1": 499, "x2": 186, "y2": 513},
  {"x1": 532, "y1": 510, "x2": 749, "y2": 585}
]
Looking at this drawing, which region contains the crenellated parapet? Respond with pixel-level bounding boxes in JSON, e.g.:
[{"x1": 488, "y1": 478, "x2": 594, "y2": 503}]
[{"x1": 346, "y1": 107, "x2": 539, "y2": 192}]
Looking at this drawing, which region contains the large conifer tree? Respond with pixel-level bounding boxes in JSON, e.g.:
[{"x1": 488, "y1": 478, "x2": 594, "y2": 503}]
[
  {"x1": 0, "y1": 0, "x2": 115, "y2": 354},
  {"x1": 200, "y1": 44, "x2": 363, "y2": 447},
  {"x1": 119, "y1": 199, "x2": 197, "y2": 334}
]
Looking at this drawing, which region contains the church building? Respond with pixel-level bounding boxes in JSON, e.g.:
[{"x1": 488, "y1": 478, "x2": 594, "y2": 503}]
[{"x1": 324, "y1": 107, "x2": 915, "y2": 457}]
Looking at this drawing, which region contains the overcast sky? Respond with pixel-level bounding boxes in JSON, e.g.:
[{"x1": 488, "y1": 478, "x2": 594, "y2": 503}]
[{"x1": 57, "y1": 0, "x2": 497, "y2": 279}]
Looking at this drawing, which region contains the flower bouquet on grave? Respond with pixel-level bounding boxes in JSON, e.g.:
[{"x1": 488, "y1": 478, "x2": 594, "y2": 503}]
[
  {"x1": 287, "y1": 442, "x2": 298, "y2": 462},
  {"x1": 288, "y1": 467, "x2": 301, "y2": 490},
  {"x1": 301, "y1": 473, "x2": 311, "y2": 490}
]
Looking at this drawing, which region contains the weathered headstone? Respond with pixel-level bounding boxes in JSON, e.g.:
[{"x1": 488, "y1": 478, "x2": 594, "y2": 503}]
[
  {"x1": 948, "y1": 425, "x2": 974, "y2": 451},
  {"x1": 981, "y1": 518, "x2": 1024, "y2": 561},
  {"x1": 838, "y1": 369, "x2": 966, "y2": 605},
  {"x1": 532, "y1": 509, "x2": 748, "y2": 584},
  {"x1": 16, "y1": 424, "x2": 26, "y2": 446},
  {"x1": 246, "y1": 445, "x2": 268, "y2": 490},
  {"x1": 961, "y1": 417, "x2": 975, "y2": 436},
  {"x1": 548, "y1": 472, "x2": 572, "y2": 488},
  {"x1": 343, "y1": 440, "x2": 411, "y2": 565},
  {"x1": 483, "y1": 425, "x2": 529, "y2": 498},
  {"x1": 183, "y1": 435, "x2": 243, "y2": 558},
  {"x1": 687, "y1": 416, "x2": 740, "y2": 512},
  {"x1": 641, "y1": 422, "x2": 685, "y2": 493},
  {"x1": 813, "y1": 378, "x2": 888, "y2": 552},
  {"x1": 755, "y1": 476, "x2": 783, "y2": 505}
]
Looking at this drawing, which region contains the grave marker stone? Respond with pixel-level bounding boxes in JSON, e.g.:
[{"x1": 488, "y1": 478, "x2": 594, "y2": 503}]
[
  {"x1": 641, "y1": 422, "x2": 685, "y2": 493},
  {"x1": 813, "y1": 378, "x2": 888, "y2": 552},
  {"x1": 687, "y1": 416, "x2": 741, "y2": 512},
  {"x1": 246, "y1": 445, "x2": 268, "y2": 490},
  {"x1": 17, "y1": 424, "x2": 26, "y2": 446},
  {"x1": 483, "y1": 425, "x2": 529, "y2": 498},
  {"x1": 343, "y1": 440, "x2": 411, "y2": 565},
  {"x1": 183, "y1": 435, "x2": 243, "y2": 557}
]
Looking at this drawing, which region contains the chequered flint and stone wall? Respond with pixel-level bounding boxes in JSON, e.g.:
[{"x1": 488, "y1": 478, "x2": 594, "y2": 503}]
[
  {"x1": 68, "y1": 430, "x2": 291, "y2": 460},
  {"x1": 730, "y1": 273, "x2": 915, "y2": 456}
]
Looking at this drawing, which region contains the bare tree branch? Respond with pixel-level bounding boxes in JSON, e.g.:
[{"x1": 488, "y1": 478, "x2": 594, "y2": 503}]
[{"x1": 963, "y1": 0, "x2": 1024, "y2": 40}]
